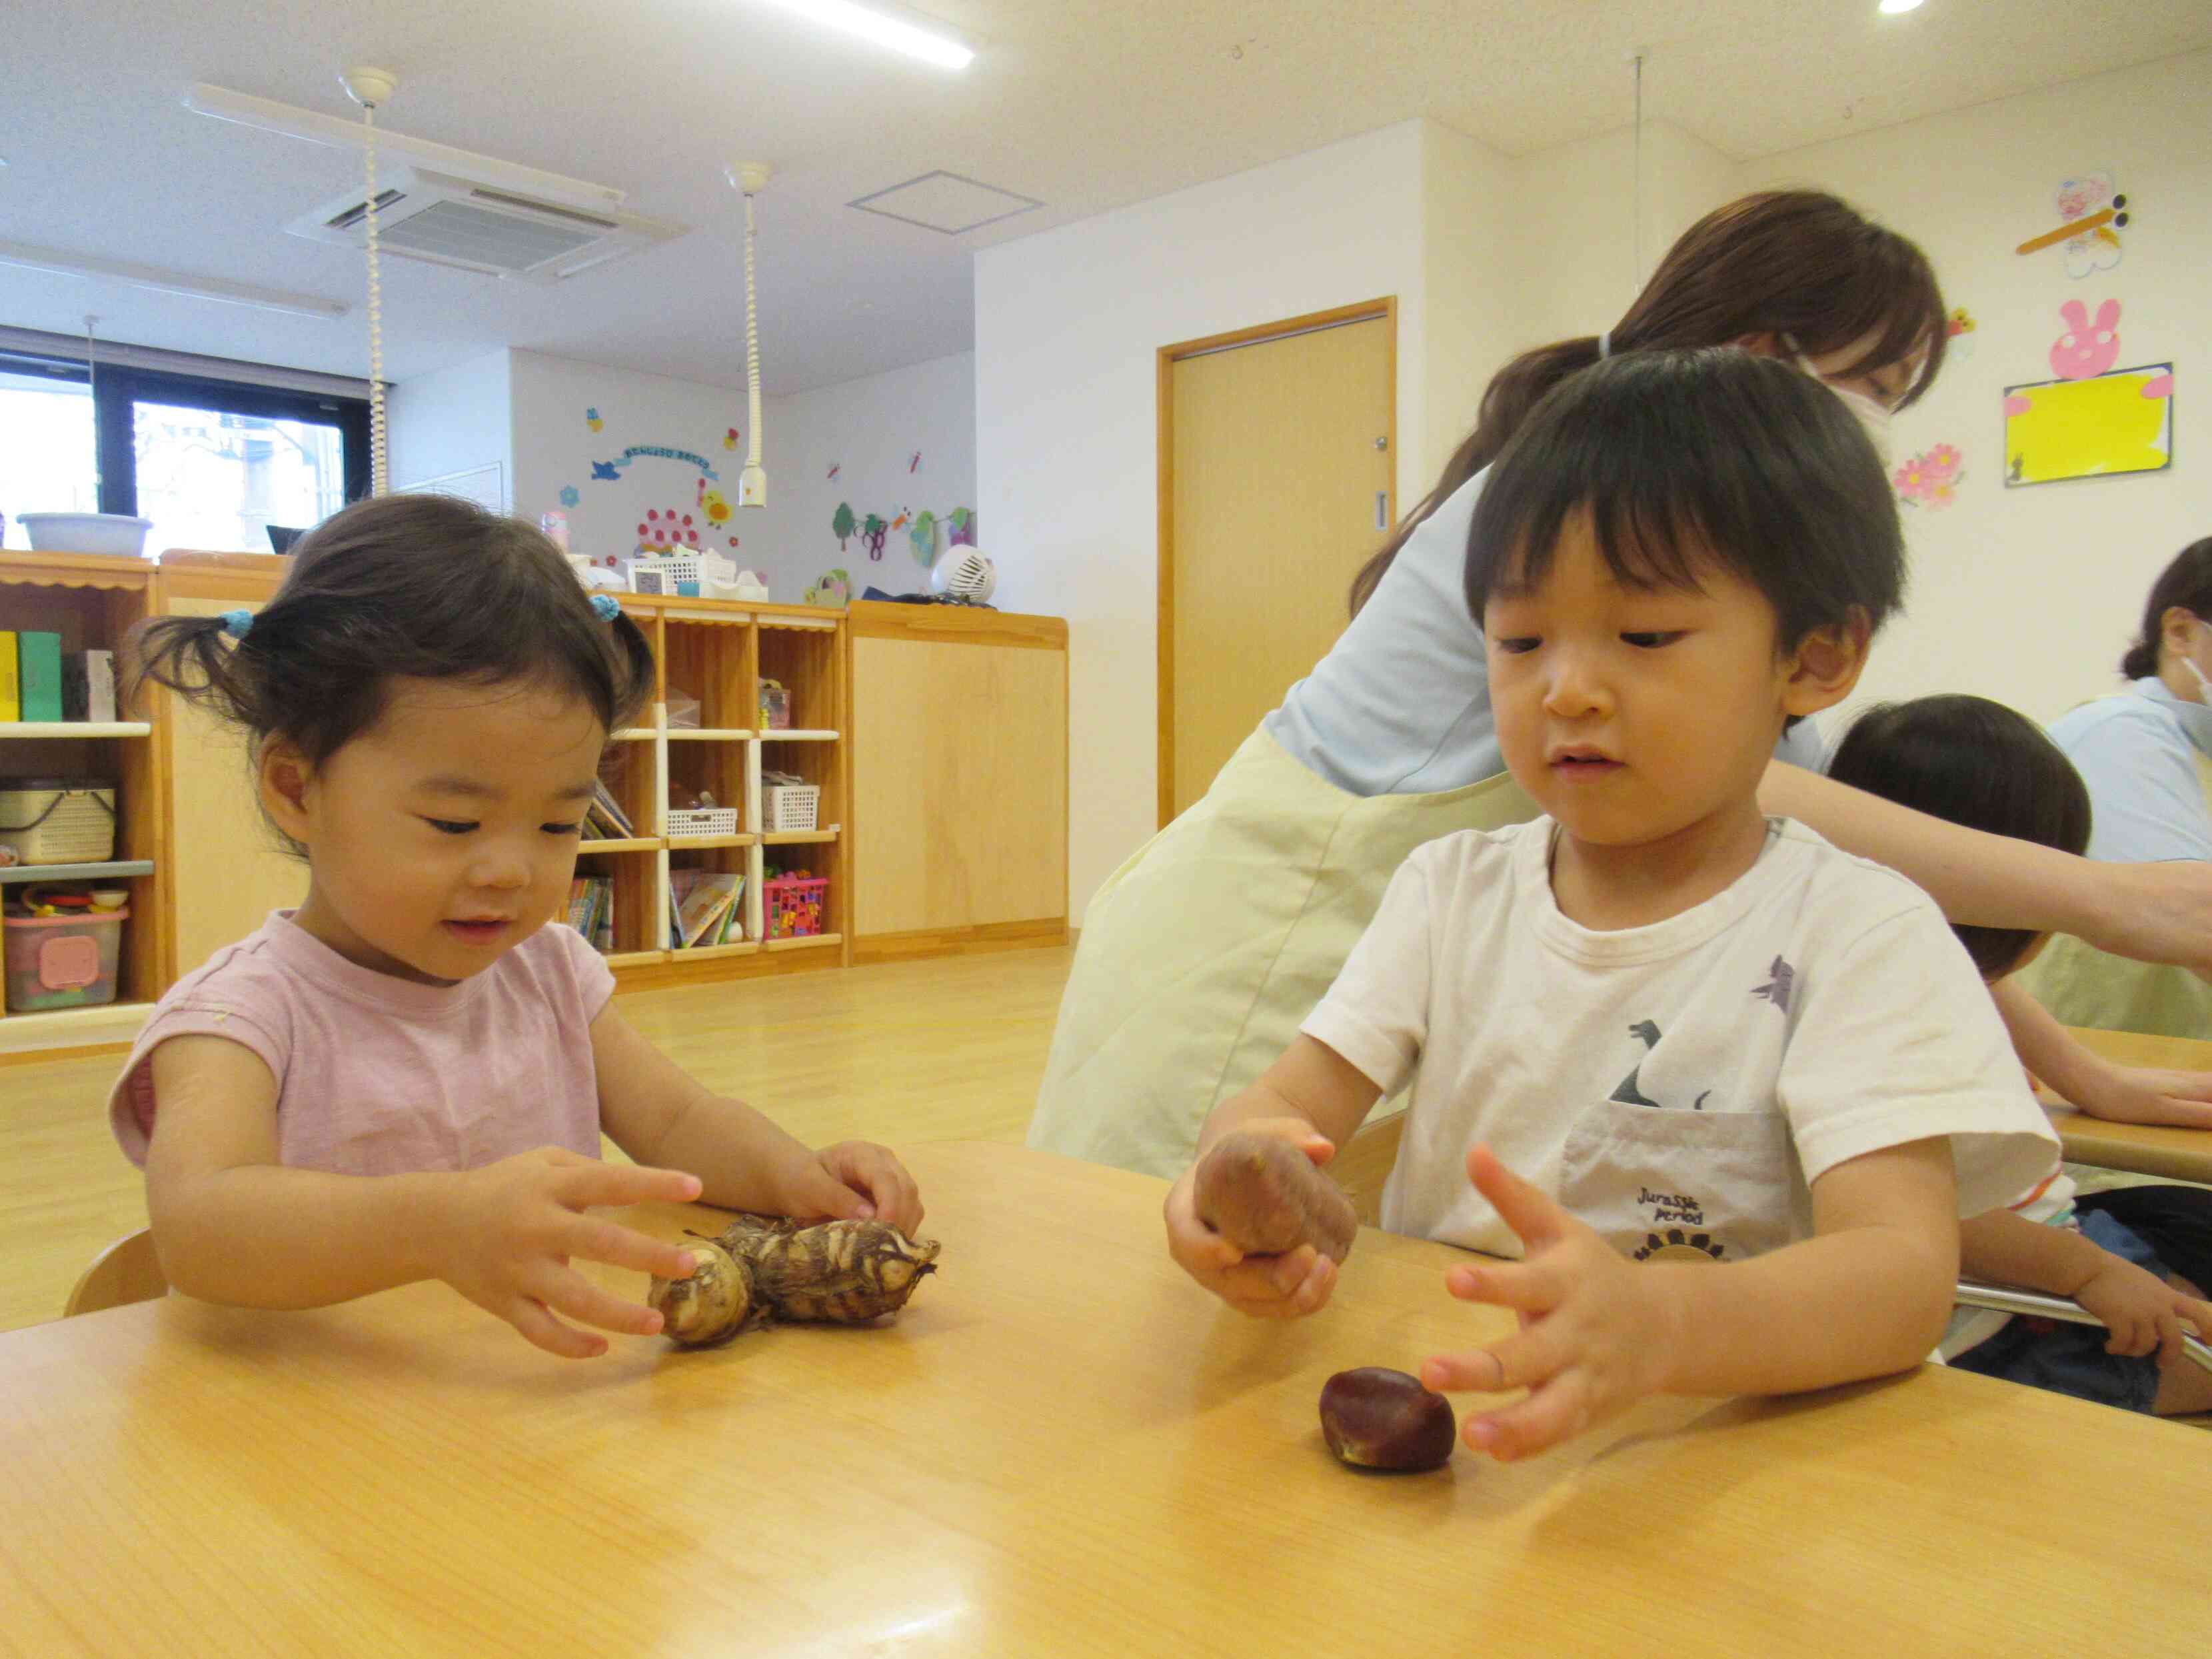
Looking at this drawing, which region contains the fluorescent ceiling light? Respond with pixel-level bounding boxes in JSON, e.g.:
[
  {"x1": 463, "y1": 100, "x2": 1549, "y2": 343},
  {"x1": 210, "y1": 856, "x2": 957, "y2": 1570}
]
[
  {"x1": 0, "y1": 241, "x2": 347, "y2": 319},
  {"x1": 756, "y1": 0, "x2": 975, "y2": 69},
  {"x1": 1878, "y1": 0, "x2": 1924, "y2": 13}
]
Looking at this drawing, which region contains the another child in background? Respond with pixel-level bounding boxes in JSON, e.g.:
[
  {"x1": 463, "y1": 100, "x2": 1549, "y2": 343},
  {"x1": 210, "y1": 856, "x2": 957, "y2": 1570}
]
[
  {"x1": 115, "y1": 495, "x2": 921, "y2": 1358},
  {"x1": 1164, "y1": 349, "x2": 2061, "y2": 1460},
  {"x1": 1826, "y1": 695, "x2": 2212, "y2": 1414}
]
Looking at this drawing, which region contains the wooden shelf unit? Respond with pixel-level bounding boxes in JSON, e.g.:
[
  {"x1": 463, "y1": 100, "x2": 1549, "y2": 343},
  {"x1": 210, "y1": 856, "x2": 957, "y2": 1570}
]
[{"x1": 0, "y1": 553, "x2": 166, "y2": 1036}]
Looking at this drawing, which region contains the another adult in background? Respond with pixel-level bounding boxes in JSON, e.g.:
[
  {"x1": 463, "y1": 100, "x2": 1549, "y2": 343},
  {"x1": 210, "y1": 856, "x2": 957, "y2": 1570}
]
[
  {"x1": 1030, "y1": 193, "x2": 2212, "y2": 1180},
  {"x1": 2019, "y1": 537, "x2": 2212, "y2": 1041}
]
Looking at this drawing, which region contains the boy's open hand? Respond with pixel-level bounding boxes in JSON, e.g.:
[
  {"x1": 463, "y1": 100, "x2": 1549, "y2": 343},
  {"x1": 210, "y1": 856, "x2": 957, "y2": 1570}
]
[
  {"x1": 438, "y1": 1146, "x2": 706, "y2": 1359},
  {"x1": 1164, "y1": 1118, "x2": 1340, "y2": 1318},
  {"x1": 775, "y1": 1140, "x2": 925, "y2": 1236},
  {"x1": 1418, "y1": 1145, "x2": 1676, "y2": 1460},
  {"x1": 2073, "y1": 1256, "x2": 2212, "y2": 1366}
]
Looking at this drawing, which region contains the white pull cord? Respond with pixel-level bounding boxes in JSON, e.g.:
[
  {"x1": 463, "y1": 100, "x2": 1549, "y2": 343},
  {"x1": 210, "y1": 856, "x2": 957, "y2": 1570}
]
[{"x1": 363, "y1": 100, "x2": 388, "y2": 497}]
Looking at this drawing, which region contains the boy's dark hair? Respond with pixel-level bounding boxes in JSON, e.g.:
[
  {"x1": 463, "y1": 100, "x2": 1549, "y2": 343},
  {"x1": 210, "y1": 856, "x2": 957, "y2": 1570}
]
[
  {"x1": 131, "y1": 491, "x2": 656, "y2": 789},
  {"x1": 2120, "y1": 536, "x2": 2212, "y2": 680},
  {"x1": 1464, "y1": 347, "x2": 1905, "y2": 655},
  {"x1": 1825, "y1": 695, "x2": 2092, "y2": 978}
]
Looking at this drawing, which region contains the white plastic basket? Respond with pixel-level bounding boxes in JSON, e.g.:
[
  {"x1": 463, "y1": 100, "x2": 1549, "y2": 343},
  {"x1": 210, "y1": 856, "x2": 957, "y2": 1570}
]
[
  {"x1": 762, "y1": 785, "x2": 820, "y2": 832},
  {"x1": 0, "y1": 781, "x2": 117, "y2": 865},
  {"x1": 666, "y1": 807, "x2": 740, "y2": 838}
]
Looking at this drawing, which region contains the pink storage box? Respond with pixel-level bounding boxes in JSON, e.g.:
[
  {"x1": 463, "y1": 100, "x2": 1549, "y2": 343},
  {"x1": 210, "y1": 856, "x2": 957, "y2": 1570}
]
[{"x1": 4, "y1": 906, "x2": 127, "y2": 1011}]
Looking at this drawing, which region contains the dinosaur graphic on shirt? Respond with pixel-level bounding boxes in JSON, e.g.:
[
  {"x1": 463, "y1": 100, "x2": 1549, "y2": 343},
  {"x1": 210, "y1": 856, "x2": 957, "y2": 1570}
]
[
  {"x1": 1608, "y1": 1020, "x2": 1711, "y2": 1110},
  {"x1": 1751, "y1": 956, "x2": 1795, "y2": 1012}
]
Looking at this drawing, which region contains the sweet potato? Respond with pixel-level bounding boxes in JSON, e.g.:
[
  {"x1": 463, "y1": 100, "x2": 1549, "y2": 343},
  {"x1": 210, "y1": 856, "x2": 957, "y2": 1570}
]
[
  {"x1": 1192, "y1": 1130, "x2": 1358, "y2": 1263},
  {"x1": 650, "y1": 1214, "x2": 941, "y2": 1347}
]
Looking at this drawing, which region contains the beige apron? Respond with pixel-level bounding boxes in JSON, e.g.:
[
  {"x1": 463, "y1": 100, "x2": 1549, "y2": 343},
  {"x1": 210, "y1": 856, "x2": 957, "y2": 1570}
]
[
  {"x1": 2013, "y1": 747, "x2": 2212, "y2": 1040},
  {"x1": 1027, "y1": 727, "x2": 1538, "y2": 1179}
]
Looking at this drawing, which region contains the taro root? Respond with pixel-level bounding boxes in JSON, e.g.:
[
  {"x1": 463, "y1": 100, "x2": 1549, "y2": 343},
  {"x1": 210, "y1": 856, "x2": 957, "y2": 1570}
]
[
  {"x1": 1319, "y1": 1367, "x2": 1456, "y2": 1471},
  {"x1": 1193, "y1": 1130, "x2": 1359, "y2": 1264},
  {"x1": 652, "y1": 1214, "x2": 941, "y2": 1346},
  {"x1": 649, "y1": 1236, "x2": 758, "y2": 1348}
]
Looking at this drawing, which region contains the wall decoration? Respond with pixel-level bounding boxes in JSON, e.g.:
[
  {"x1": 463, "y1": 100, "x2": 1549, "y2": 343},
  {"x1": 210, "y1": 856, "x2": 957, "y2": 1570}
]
[
  {"x1": 724, "y1": 427, "x2": 740, "y2": 451},
  {"x1": 826, "y1": 463, "x2": 840, "y2": 481},
  {"x1": 908, "y1": 509, "x2": 938, "y2": 567},
  {"x1": 832, "y1": 501, "x2": 856, "y2": 549},
  {"x1": 586, "y1": 407, "x2": 604, "y2": 433},
  {"x1": 2015, "y1": 171, "x2": 2129, "y2": 278},
  {"x1": 2049, "y1": 298, "x2": 2121, "y2": 380},
  {"x1": 946, "y1": 507, "x2": 975, "y2": 547},
  {"x1": 909, "y1": 451, "x2": 922, "y2": 473},
  {"x1": 1893, "y1": 444, "x2": 1963, "y2": 510},
  {"x1": 697, "y1": 479, "x2": 733, "y2": 526},
  {"x1": 636, "y1": 508, "x2": 704, "y2": 551},
  {"x1": 805, "y1": 568, "x2": 850, "y2": 607},
  {"x1": 591, "y1": 443, "x2": 720, "y2": 481},
  {"x1": 2003, "y1": 363, "x2": 2173, "y2": 487},
  {"x1": 860, "y1": 513, "x2": 890, "y2": 561},
  {"x1": 1943, "y1": 308, "x2": 1977, "y2": 364},
  {"x1": 558, "y1": 485, "x2": 580, "y2": 509}
]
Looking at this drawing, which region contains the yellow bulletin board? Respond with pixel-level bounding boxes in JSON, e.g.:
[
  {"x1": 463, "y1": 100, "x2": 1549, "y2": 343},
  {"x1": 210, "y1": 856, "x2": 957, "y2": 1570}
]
[{"x1": 2004, "y1": 363, "x2": 2173, "y2": 487}]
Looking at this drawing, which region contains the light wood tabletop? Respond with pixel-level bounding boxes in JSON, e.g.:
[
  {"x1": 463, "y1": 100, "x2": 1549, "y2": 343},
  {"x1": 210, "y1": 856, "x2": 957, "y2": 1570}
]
[
  {"x1": 2045, "y1": 1026, "x2": 2212, "y2": 1182},
  {"x1": 5, "y1": 1140, "x2": 2210, "y2": 1656}
]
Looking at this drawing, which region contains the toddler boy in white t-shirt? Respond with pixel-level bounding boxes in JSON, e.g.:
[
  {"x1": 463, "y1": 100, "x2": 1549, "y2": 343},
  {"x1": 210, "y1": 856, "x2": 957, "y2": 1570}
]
[{"x1": 1164, "y1": 348, "x2": 2061, "y2": 1460}]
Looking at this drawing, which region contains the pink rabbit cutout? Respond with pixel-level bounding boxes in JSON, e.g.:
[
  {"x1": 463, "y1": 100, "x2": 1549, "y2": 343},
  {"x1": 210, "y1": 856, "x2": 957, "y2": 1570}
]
[{"x1": 2050, "y1": 299, "x2": 2121, "y2": 380}]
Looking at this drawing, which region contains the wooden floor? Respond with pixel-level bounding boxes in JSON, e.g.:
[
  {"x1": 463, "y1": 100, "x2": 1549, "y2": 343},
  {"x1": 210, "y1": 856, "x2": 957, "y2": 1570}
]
[{"x1": 0, "y1": 945, "x2": 1075, "y2": 1334}]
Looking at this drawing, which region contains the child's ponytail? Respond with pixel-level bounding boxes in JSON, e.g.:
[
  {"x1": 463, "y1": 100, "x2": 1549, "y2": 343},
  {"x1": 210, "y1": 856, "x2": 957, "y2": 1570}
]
[{"x1": 128, "y1": 608, "x2": 277, "y2": 735}]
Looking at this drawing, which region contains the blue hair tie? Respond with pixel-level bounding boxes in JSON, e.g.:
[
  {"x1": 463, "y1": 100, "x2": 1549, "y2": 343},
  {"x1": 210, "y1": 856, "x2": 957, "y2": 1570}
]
[
  {"x1": 220, "y1": 609, "x2": 254, "y2": 640},
  {"x1": 590, "y1": 594, "x2": 622, "y2": 623}
]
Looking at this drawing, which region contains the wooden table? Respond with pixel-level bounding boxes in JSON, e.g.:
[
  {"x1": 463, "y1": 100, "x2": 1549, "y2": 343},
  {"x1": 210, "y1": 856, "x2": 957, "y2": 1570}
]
[
  {"x1": 5, "y1": 1142, "x2": 2210, "y2": 1655},
  {"x1": 2044, "y1": 1026, "x2": 2212, "y2": 1182}
]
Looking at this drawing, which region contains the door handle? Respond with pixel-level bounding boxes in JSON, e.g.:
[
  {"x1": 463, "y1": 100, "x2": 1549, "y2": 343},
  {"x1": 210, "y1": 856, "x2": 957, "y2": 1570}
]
[{"x1": 1375, "y1": 491, "x2": 1389, "y2": 531}]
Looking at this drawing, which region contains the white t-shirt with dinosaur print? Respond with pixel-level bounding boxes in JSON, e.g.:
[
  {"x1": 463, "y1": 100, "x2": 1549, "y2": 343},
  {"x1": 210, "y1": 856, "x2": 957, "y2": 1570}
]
[{"x1": 1302, "y1": 817, "x2": 2061, "y2": 1262}]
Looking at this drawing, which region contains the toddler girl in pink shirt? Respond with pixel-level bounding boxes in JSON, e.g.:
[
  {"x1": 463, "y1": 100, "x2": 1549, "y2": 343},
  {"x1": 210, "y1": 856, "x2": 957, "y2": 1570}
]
[{"x1": 115, "y1": 493, "x2": 920, "y2": 1358}]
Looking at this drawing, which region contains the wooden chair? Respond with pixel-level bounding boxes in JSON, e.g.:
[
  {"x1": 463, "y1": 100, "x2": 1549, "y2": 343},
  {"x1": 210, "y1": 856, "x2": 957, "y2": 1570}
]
[
  {"x1": 64, "y1": 1229, "x2": 167, "y2": 1318},
  {"x1": 1333, "y1": 1111, "x2": 1406, "y2": 1228}
]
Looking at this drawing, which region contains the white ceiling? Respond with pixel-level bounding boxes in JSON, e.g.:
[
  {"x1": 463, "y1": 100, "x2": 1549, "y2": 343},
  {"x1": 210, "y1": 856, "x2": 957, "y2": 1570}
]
[{"x1": 7, "y1": 1, "x2": 2207, "y2": 395}]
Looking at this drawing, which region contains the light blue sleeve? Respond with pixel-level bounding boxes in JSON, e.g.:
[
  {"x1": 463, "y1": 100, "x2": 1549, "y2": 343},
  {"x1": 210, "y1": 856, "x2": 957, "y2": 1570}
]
[
  {"x1": 1264, "y1": 465, "x2": 1822, "y2": 799},
  {"x1": 2050, "y1": 695, "x2": 2212, "y2": 864}
]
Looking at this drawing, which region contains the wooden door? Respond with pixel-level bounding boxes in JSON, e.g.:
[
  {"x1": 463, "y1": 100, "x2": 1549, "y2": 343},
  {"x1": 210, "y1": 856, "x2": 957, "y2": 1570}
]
[{"x1": 1160, "y1": 302, "x2": 1394, "y2": 823}]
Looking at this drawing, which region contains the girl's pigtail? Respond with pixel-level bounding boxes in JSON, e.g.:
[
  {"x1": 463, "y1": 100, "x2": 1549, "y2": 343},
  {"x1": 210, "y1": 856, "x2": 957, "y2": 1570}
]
[
  {"x1": 587, "y1": 594, "x2": 658, "y2": 732},
  {"x1": 126, "y1": 611, "x2": 269, "y2": 731}
]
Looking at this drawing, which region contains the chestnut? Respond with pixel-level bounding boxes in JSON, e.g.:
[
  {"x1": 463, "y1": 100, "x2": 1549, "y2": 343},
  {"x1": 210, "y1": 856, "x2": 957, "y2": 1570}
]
[{"x1": 1319, "y1": 1367, "x2": 1456, "y2": 1471}]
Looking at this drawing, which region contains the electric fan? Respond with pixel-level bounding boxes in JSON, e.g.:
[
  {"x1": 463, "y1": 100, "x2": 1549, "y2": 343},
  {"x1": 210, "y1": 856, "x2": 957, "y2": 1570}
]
[{"x1": 931, "y1": 547, "x2": 996, "y2": 604}]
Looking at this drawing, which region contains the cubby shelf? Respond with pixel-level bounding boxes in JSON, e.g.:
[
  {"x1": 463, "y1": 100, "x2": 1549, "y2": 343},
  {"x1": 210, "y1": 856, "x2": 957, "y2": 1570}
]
[
  {"x1": 0, "y1": 723, "x2": 153, "y2": 739},
  {"x1": 0, "y1": 860, "x2": 153, "y2": 884},
  {"x1": 576, "y1": 838, "x2": 659, "y2": 854}
]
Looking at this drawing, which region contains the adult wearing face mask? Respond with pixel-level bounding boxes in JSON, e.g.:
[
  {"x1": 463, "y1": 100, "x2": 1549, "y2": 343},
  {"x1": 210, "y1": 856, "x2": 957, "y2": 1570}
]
[
  {"x1": 2018, "y1": 539, "x2": 2212, "y2": 1037},
  {"x1": 1030, "y1": 192, "x2": 2212, "y2": 1180}
]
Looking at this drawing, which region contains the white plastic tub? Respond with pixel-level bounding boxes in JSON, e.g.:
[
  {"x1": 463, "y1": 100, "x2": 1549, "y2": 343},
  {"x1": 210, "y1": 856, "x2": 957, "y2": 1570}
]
[{"x1": 18, "y1": 514, "x2": 154, "y2": 557}]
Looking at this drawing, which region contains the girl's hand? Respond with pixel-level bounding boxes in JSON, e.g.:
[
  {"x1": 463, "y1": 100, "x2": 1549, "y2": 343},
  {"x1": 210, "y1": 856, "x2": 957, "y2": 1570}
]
[
  {"x1": 437, "y1": 1146, "x2": 705, "y2": 1359},
  {"x1": 769, "y1": 1141, "x2": 926, "y2": 1236},
  {"x1": 2069, "y1": 1064, "x2": 2212, "y2": 1131},
  {"x1": 1162, "y1": 1118, "x2": 1339, "y2": 1318},
  {"x1": 2072, "y1": 1258, "x2": 2212, "y2": 1366},
  {"x1": 1418, "y1": 1146, "x2": 1676, "y2": 1461}
]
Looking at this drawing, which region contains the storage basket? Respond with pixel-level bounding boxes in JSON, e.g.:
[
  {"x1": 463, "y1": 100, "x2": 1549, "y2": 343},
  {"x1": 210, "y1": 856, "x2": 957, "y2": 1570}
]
[
  {"x1": 666, "y1": 807, "x2": 741, "y2": 838},
  {"x1": 0, "y1": 779, "x2": 117, "y2": 866},
  {"x1": 4, "y1": 905, "x2": 127, "y2": 1010},
  {"x1": 764, "y1": 874, "x2": 828, "y2": 939},
  {"x1": 762, "y1": 785, "x2": 820, "y2": 832}
]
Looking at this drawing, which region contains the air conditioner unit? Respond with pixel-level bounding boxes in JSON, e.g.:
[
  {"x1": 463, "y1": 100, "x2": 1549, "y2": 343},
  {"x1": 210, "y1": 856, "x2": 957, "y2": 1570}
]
[{"x1": 288, "y1": 166, "x2": 685, "y2": 283}]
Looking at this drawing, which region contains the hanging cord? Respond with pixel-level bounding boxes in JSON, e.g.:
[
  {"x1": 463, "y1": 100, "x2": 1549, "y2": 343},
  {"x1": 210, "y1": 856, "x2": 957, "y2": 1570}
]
[
  {"x1": 1631, "y1": 51, "x2": 1646, "y2": 294},
  {"x1": 742, "y1": 185, "x2": 765, "y2": 501},
  {"x1": 362, "y1": 100, "x2": 388, "y2": 496}
]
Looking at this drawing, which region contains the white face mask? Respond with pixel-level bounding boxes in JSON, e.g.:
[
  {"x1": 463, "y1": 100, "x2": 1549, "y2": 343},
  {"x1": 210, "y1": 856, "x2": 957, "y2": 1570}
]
[
  {"x1": 1785, "y1": 336, "x2": 1897, "y2": 467},
  {"x1": 2185, "y1": 623, "x2": 2212, "y2": 702}
]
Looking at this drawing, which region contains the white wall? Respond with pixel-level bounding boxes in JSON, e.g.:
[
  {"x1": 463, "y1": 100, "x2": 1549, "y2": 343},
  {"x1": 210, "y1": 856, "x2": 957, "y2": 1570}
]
[
  {"x1": 745, "y1": 351, "x2": 978, "y2": 603},
  {"x1": 976, "y1": 121, "x2": 1439, "y2": 916},
  {"x1": 388, "y1": 349, "x2": 513, "y2": 511},
  {"x1": 1737, "y1": 49, "x2": 2212, "y2": 735}
]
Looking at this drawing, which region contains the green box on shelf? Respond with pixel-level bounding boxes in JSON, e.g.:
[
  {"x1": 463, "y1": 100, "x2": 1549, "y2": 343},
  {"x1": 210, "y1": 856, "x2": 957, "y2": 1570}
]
[{"x1": 17, "y1": 633, "x2": 62, "y2": 723}]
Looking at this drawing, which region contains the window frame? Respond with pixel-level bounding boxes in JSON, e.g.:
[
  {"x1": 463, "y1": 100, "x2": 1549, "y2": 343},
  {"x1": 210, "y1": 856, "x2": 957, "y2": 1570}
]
[{"x1": 93, "y1": 365, "x2": 371, "y2": 520}]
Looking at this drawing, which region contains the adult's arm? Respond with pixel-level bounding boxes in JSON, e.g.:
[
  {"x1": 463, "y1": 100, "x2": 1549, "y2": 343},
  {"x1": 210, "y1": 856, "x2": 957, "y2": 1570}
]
[{"x1": 1761, "y1": 761, "x2": 2212, "y2": 974}]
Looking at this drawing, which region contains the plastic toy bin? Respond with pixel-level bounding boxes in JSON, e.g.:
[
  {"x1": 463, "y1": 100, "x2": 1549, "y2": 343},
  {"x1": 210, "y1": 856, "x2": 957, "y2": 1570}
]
[{"x1": 4, "y1": 906, "x2": 127, "y2": 1011}]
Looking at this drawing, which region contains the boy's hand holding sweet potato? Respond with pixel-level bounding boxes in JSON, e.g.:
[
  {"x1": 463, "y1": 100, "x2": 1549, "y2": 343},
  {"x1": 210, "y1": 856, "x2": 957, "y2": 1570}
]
[{"x1": 1166, "y1": 1120, "x2": 1356, "y2": 1318}]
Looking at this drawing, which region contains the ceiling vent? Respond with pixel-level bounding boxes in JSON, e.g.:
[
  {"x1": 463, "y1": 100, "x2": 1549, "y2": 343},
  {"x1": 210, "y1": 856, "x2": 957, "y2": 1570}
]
[{"x1": 288, "y1": 167, "x2": 685, "y2": 283}]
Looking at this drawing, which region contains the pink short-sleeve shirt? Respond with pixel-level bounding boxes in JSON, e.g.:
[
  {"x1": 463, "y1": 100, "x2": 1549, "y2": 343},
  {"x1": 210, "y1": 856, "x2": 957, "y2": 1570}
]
[{"x1": 109, "y1": 912, "x2": 615, "y2": 1175}]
